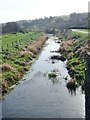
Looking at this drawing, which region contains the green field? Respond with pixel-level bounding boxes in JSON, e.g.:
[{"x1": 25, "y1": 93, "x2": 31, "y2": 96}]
[
  {"x1": 2, "y1": 32, "x2": 41, "y2": 49},
  {"x1": 75, "y1": 29, "x2": 90, "y2": 32},
  {"x1": 71, "y1": 30, "x2": 88, "y2": 38}
]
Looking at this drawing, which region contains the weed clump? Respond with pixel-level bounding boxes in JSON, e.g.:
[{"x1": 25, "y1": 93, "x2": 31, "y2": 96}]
[
  {"x1": 66, "y1": 80, "x2": 78, "y2": 90},
  {"x1": 51, "y1": 55, "x2": 66, "y2": 62},
  {"x1": 48, "y1": 72, "x2": 57, "y2": 79}
]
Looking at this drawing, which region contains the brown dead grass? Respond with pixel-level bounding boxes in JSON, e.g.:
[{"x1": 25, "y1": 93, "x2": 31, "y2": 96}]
[
  {"x1": 1, "y1": 80, "x2": 8, "y2": 94},
  {"x1": 14, "y1": 72, "x2": 22, "y2": 81},
  {"x1": 27, "y1": 35, "x2": 47, "y2": 55},
  {"x1": 28, "y1": 46, "x2": 38, "y2": 55},
  {"x1": 0, "y1": 64, "x2": 12, "y2": 72},
  {"x1": 60, "y1": 40, "x2": 73, "y2": 48},
  {"x1": 67, "y1": 52, "x2": 74, "y2": 59},
  {"x1": 20, "y1": 50, "x2": 34, "y2": 57},
  {"x1": 59, "y1": 40, "x2": 73, "y2": 53},
  {"x1": 76, "y1": 47, "x2": 87, "y2": 58}
]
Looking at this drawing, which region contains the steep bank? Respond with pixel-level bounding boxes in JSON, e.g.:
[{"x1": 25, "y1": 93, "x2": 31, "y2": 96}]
[{"x1": 58, "y1": 29, "x2": 88, "y2": 91}]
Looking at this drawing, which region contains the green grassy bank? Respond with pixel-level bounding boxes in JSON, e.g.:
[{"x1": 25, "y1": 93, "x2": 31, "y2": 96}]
[{"x1": 58, "y1": 29, "x2": 88, "y2": 91}]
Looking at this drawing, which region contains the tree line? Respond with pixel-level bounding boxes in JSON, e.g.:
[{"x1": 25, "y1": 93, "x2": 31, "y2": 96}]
[{"x1": 1, "y1": 12, "x2": 89, "y2": 34}]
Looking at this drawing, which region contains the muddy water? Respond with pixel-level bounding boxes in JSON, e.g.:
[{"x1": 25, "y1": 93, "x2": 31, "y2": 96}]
[{"x1": 2, "y1": 35, "x2": 85, "y2": 118}]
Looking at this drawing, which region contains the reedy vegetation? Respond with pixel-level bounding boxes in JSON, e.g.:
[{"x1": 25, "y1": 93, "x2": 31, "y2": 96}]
[{"x1": 58, "y1": 29, "x2": 88, "y2": 91}]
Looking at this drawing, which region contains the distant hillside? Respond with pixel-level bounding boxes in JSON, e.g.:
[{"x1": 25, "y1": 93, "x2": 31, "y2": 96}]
[
  {"x1": 17, "y1": 12, "x2": 88, "y2": 31},
  {"x1": 1, "y1": 12, "x2": 88, "y2": 34}
]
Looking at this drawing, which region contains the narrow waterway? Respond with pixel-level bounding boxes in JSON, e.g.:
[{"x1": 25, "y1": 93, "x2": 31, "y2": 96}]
[{"x1": 2, "y1": 35, "x2": 85, "y2": 118}]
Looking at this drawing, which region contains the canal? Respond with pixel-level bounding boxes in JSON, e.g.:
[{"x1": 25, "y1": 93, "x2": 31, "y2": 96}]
[{"x1": 2, "y1": 35, "x2": 85, "y2": 118}]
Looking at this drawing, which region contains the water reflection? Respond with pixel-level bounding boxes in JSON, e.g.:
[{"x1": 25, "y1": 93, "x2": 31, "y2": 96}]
[
  {"x1": 49, "y1": 78, "x2": 59, "y2": 85},
  {"x1": 67, "y1": 87, "x2": 76, "y2": 95}
]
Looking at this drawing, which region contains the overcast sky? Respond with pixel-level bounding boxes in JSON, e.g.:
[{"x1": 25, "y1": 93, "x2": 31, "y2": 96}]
[{"x1": 0, "y1": 0, "x2": 89, "y2": 23}]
